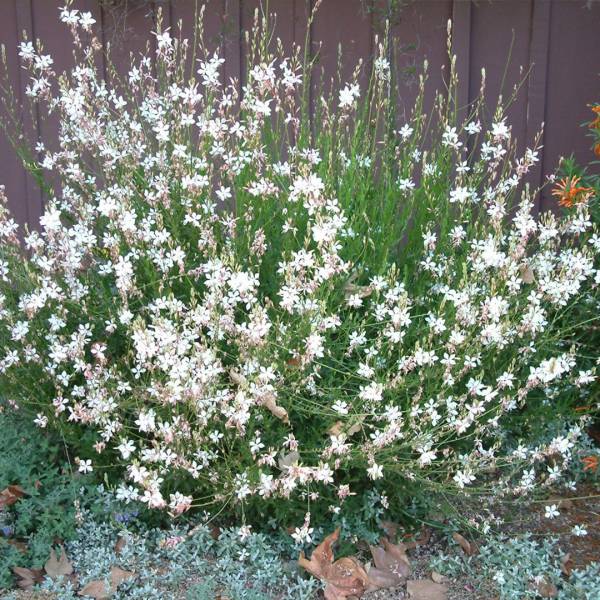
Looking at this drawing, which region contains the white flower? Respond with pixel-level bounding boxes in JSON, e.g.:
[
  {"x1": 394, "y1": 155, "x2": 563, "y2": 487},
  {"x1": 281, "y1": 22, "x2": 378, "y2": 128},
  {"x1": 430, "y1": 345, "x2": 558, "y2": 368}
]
[
  {"x1": 450, "y1": 186, "x2": 472, "y2": 204},
  {"x1": 78, "y1": 11, "x2": 96, "y2": 30},
  {"x1": 332, "y1": 400, "x2": 349, "y2": 415},
  {"x1": 572, "y1": 524, "x2": 587, "y2": 537},
  {"x1": 453, "y1": 469, "x2": 475, "y2": 488},
  {"x1": 397, "y1": 124, "x2": 413, "y2": 140},
  {"x1": 464, "y1": 120, "x2": 481, "y2": 135},
  {"x1": 77, "y1": 459, "x2": 93, "y2": 474},
  {"x1": 34, "y1": 413, "x2": 48, "y2": 428},
  {"x1": 117, "y1": 439, "x2": 136, "y2": 460},
  {"x1": 544, "y1": 504, "x2": 560, "y2": 519},
  {"x1": 493, "y1": 570, "x2": 506, "y2": 585},
  {"x1": 491, "y1": 120, "x2": 510, "y2": 140},
  {"x1": 367, "y1": 463, "x2": 383, "y2": 480},
  {"x1": 398, "y1": 178, "x2": 415, "y2": 192},
  {"x1": 339, "y1": 83, "x2": 360, "y2": 109}
]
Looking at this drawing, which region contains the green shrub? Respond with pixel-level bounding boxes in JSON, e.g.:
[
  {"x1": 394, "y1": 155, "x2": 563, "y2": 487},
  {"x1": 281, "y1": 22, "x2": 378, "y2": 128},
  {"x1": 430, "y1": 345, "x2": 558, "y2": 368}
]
[
  {"x1": 0, "y1": 408, "x2": 96, "y2": 588},
  {"x1": 0, "y1": 3, "x2": 598, "y2": 536}
]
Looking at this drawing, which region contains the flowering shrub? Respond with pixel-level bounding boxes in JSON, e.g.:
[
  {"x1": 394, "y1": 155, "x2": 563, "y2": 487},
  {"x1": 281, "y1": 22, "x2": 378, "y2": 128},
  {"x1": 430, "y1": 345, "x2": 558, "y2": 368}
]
[{"x1": 0, "y1": 5, "x2": 598, "y2": 529}]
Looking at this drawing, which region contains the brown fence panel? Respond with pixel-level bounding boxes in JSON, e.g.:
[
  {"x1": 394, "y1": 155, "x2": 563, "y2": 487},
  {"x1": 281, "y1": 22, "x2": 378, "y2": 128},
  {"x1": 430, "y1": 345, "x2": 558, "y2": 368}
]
[
  {"x1": 0, "y1": 0, "x2": 599, "y2": 229},
  {"x1": 542, "y1": 0, "x2": 600, "y2": 212}
]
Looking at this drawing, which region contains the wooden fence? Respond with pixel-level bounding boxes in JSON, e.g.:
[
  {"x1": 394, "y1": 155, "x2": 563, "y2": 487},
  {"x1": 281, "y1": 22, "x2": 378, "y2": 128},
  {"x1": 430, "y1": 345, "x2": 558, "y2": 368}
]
[{"x1": 1, "y1": 0, "x2": 599, "y2": 228}]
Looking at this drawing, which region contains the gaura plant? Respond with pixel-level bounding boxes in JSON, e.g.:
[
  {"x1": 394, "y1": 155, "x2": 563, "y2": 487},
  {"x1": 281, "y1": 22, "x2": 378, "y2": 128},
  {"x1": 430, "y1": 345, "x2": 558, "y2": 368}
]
[{"x1": 0, "y1": 3, "x2": 598, "y2": 531}]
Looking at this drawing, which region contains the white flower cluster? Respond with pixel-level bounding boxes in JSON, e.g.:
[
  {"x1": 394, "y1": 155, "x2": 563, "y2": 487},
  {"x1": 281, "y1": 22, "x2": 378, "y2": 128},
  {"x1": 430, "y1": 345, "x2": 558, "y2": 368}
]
[{"x1": 0, "y1": 7, "x2": 598, "y2": 518}]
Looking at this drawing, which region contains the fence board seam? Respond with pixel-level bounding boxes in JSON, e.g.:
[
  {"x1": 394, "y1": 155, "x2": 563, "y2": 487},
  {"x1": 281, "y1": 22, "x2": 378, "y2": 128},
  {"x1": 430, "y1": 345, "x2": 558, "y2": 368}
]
[{"x1": 526, "y1": 0, "x2": 552, "y2": 213}]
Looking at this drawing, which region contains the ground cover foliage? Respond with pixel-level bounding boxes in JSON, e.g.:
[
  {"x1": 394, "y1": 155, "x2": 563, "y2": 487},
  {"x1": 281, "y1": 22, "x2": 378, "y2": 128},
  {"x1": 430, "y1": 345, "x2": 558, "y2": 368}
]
[{"x1": 0, "y1": 3, "x2": 599, "y2": 597}]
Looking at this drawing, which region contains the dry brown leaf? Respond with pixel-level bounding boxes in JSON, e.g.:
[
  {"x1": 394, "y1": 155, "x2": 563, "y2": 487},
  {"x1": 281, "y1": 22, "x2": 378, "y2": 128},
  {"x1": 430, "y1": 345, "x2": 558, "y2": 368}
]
[
  {"x1": 324, "y1": 556, "x2": 369, "y2": 600},
  {"x1": 0, "y1": 484, "x2": 25, "y2": 508},
  {"x1": 286, "y1": 356, "x2": 302, "y2": 368},
  {"x1": 12, "y1": 566, "x2": 45, "y2": 591},
  {"x1": 380, "y1": 520, "x2": 399, "y2": 540},
  {"x1": 366, "y1": 538, "x2": 411, "y2": 589},
  {"x1": 328, "y1": 421, "x2": 343, "y2": 436},
  {"x1": 561, "y1": 553, "x2": 574, "y2": 577},
  {"x1": 78, "y1": 579, "x2": 111, "y2": 599},
  {"x1": 45, "y1": 545, "x2": 74, "y2": 578},
  {"x1": 431, "y1": 570, "x2": 448, "y2": 584},
  {"x1": 407, "y1": 579, "x2": 448, "y2": 600},
  {"x1": 298, "y1": 528, "x2": 339, "y2": 580},
  {"x1": 298, "y1": 529, "x2": 369, "y2": 600},
  {"x1": 260, "y1": 392, "x2": 289, "y2": 424},
  {"x1": 520, "y1": 264, "x2": 535, "y2": 284},
  {"x1": 114, "y1": 536, "x2": 127, "y2": 555},
  {"x1": 404, "y1": 527, "x2": 432, "y2": 550},
  {"x1": 536, "y1": 578, "x2": 559, "y2": 598},
  {"x1": 452, "y1": 532, "x2": 478, "y2": 556},
  {"x1": 366, "y1": 567, "x2": 401, "y2": 589},
  {"x1": 228, "y1": 368, "x2": 247, "y2": 386},
  {"x1": 110, "y1": 566, "x2": 135, "y2": 587}
]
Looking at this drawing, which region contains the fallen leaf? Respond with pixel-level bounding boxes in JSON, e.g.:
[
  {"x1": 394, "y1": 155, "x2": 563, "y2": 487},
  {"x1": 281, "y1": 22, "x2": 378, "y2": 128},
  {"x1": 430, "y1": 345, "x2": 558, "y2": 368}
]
[
  {"x1": 12, "y1": 566, "x2": 44, "y2": 591},
  {"x1": 114, "y1": 536, "x2": 127, "y2": 555},
  {"x1": 78, "y1": 579, "x2": 111, "y2": 599},
  {"x1": 366, "y1": 538, "x2": 411, "y2": 590},
  {"x1": 298, "y1": 529, "x2": 369, "y2": 599},
  {"x1": 380, "y1": 520, "x2": 399, "y2": 540},
  {"x1": 0, "y1": 484, "x2": 25, "y2": 508},
  {"x1": 431, "y1": 570, "x2": 447, "y2": 583},
  {"x1": 110, "y1": 566, "x2": 135, "y2": 587},
  {"x1": 536, "y1": 577, "x2": 558, "y2": 598},
  {"x1": 407, "y1": 579, "x2": 448, "y2": 600},
  {"x1": 324, "y1": 556, "x2": 369, "y2": 600},
  {"x1": 404, "y1": 527, "x2": 432, "y2": 550},
  {"x1": 452, "y1": 532, "x2": 478, "y2": 556},
  {"x1": 561, "y1": 553, "x2": 573, "y2": 577},
  {"x1": 366, "y1": 567, "x2": 401, "y2": 589},
  {"x1": 299, "y1": 529, "x2": 339, "y2": 580},
  {"x1": 45, "y1": 545, "x2": 74, "y2": 578}
]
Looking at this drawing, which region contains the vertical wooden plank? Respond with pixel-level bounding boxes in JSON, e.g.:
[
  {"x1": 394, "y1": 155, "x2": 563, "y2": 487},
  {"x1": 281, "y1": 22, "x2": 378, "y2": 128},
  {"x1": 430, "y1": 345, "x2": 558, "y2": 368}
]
[
  {"x1": 103, "y1": 0, "x2": 156, "y2": 82},
  {"x1": 469, "y1": 1, "x2": 533, "y2": 153},
  {"x1": 525, "y1": 0, "x2": 551, "y2": 212},
  {"x1": 541, "y1": 0, "x2": 600, "y2": 212},
  {"x1": 451, "y1": 0, "x2": 471, "y2": 118},
  {"x1": 223, "y1": 0, "x2": 241, "y2": 90},
  {"x1": 310, "y1": 0, "x2": 373, "y2": 98},
  {"x1": 0, "y1": 1, "x2": 29, "y2": 230},
  {"x1": 389, "y1": 0, "x2": 453, "y2": 123},
  {"x1": 15, "y1": 0, "x2": 42, "y2": 228},
  {"x1": 171, "y1": 0, "x2": 224, "y2": 83}
]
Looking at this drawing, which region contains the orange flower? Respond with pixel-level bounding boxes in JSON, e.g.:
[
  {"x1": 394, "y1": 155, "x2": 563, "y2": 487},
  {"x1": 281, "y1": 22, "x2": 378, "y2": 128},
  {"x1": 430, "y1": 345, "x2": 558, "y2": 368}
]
[
  {"x1": 582, "y1": 455, "x2": 599, "y2": 472},
  {"x1": 551, "y1": 176, "x2": 593, "y2": 208},
  {"x1": 594, "y1": 142, "x2": 600, "y2": 157},
  {"x1": 592, "y1": 105, "x2": 600, "y2": 129}
]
